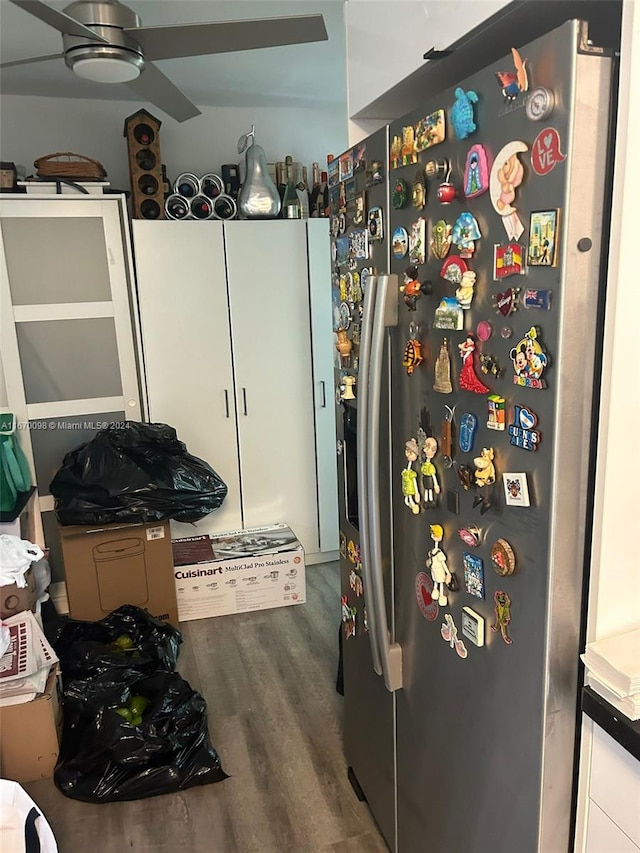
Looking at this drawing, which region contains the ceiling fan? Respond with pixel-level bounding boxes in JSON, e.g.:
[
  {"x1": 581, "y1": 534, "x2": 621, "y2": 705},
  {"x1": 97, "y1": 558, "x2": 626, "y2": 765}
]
[{"x1": 0, "y1": 0, "x2": 328, "y2": 121}]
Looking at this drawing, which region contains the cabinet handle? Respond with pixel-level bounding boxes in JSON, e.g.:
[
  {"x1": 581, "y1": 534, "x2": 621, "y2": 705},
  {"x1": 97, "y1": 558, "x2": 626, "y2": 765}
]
[
  {"x1": 224, "y1": 389, "x2": 230, "y2": 418},
  {"x1": 320, "y1": 380, "x2": 326, "y2": 408},
  {"x1": 242, "y1": 387, "x2": 248, "y2": 416}
]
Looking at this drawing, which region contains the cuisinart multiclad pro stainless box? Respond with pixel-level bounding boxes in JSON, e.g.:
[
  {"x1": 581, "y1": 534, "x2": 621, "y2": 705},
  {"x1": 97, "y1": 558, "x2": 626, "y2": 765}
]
[{"x1": 171, "y1": 524, "x2": 306, "y2": 622}]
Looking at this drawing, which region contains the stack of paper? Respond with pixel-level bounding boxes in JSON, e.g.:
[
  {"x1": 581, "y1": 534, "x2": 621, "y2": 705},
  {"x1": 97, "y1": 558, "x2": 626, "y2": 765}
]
[
  {"x1": 0, "y1": 610, "x2": 58, "y2": 706},
  {"x1": 581, "y1": 628, "x2": 640, "y2": 721}
]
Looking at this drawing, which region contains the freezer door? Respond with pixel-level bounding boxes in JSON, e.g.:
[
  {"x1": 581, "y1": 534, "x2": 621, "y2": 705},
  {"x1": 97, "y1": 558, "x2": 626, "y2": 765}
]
[{"x1": 389, "y1": 21, "x2": 613, "y2": 853}]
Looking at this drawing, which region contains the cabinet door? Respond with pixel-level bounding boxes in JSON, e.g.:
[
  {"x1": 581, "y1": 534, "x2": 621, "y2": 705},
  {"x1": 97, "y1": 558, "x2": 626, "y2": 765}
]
[
  {"x1": 132, "y1": 221, "x2": 242, "y2": 537},
  {"x1": 307, "y1": 220, "x2": 339, "y2": 552},
  {"x1": 0, "y1": 196, "x2": 142, "y2": 570},
  {"x1": 224, "y1": 221, "x2": 319, "y2": 553}
]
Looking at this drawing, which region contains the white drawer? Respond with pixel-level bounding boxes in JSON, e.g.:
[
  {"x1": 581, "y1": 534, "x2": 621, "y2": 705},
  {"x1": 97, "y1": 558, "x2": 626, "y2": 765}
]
[
  {"x1": 590, "y1": 724, "x2": 640, "y2": 847},
  {"x1": 586, "y1": 801, "x2": 640, "y2": 853}
]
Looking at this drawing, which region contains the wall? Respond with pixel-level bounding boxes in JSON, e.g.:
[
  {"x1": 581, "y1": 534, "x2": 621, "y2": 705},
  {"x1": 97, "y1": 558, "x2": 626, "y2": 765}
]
[{"x1": 0, "y1": 95, "x2": 349, "y2": 192}]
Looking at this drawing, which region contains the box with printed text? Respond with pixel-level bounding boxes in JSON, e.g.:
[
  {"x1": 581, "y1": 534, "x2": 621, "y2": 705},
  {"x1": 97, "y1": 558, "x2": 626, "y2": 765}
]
[{"x1": 172, "y1": 524, "x2": 306, "y2": 622}]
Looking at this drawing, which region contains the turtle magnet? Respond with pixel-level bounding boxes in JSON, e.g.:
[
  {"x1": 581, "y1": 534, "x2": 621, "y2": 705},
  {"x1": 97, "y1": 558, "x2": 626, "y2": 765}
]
[{"x1": 451, "y1": 88, "x2": 479, "y2": 140}]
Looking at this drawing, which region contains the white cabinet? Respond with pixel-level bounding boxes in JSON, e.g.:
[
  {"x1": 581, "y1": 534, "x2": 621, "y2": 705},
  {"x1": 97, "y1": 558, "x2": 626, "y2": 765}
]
[
  {"x1": 0, "y1": 194, "x2": 142, "y2": 570},
  {"x1": 132, "y1": 219, "x2": 338, "y2": 557}
]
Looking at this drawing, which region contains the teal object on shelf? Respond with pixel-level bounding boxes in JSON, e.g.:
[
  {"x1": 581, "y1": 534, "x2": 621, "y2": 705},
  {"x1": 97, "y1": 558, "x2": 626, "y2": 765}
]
[{"x1": 0, "y1": 413, "x2": 32, "y2": 513}]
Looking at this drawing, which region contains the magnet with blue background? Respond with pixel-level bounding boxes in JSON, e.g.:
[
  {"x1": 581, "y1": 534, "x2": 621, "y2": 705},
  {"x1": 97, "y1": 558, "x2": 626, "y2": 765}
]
[
  {"x1": 509, "y1": 327, "x2": 548, "y2": 389},
  {"x1": 463, "y1": 552, "x2": 485, "y2": 599},
  {"x1": 450, "y1": 88, "x2": 479, "y2": 140},
  {"x1": 368, "y1": 206, "x2": 384, "y2": 242},
  {"x1": 452, "y1": 212, "x2": 481, "y2": 258},
  {"x1": 459, "y1": 412, "x2": 478, "y2": 452},
  {"x1": 524, "y1": 289, "x2": 552, "y2": 310}
]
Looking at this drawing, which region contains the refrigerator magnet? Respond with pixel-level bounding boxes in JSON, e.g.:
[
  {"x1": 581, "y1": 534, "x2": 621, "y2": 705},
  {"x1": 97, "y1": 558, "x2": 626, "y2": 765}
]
[
  {"x1": 402, "y1": 438, "x2": 421, "y2": 514},
  {"x1": 420, "y1": 436, "x2": 441, "y2": 507},
  {"x1": 409, "y1": 218, "x2": 426, "y2": 265},
  {"x1": 350, "y1": 228, "x2": 369, "y2": 260},
  {"x1": 349, "y1": 569, "x2": 363, "y2": 597},
  {"x1": 502, "y1": 472, "x2": 531, "y2": 507},
  {"x1": 491, "y1": 539, "x2": 516, "y2": 576},
  {"x1": 458, "y1": 525, "x2": 482, "y2": 548},
  {"x1": 464, "y1": 144, "x2": 491, "y2": 198},
  {"x1": 339, "y1": 151, "x2": 354, "y2": 182},
  {"x1": 353, "y1": 192, "x2": 366, "y2": 226},
  {"x1": 390, "y1": 135, "x2": 403, "y2": 170},
  {"x1": 509, "y1": 327, "x2": 548, "y2": 389},
  {"x1": 436, "y1": 165, "x2": 457, "y2": 204},
  {"x1": 508, "y1": 405, "x2": 541, "y2": 450},
  {"x1": 441, "y1": 255, "x2": 468, "y2": 284},
  {"x1": 496, "y1": 48, "x2": 529, "y2": 102},
  {"x1": 340, "y1": 375, "x2": 356, "y2": 401},
  {"x1": 491, "y1": 590, "x2": 513, "y2": 644},
  {"x1": 393, "y1": 227, "x2": 409, "y2": 259},
  {"x1": 462, "y1": 607, "x2": 485, "y2": 647},
  {"x1": 403, "y1": 336, "x2": 424, "y2": 376},
  {"x1": 440, "y1": 405, "x2": 455, "y2": 467},
  {"x1": 452, "y1": 212, "x2": 481, "y2": 258},
  {"x1": 528, "y1": 209, "x2": 560, "y2": 266},
  {"x1": 434, "y1": 338, "x2": 454, "y2": 394},
  {"x1": 412, "y1": 169, "x2": 426, "y2": 209},
  {"x1": 451, "y1": 88, "x2": 479, "y2": 140},
  {"x1": 493, "y1": 287, "x2": 520, "y2": 316},
  {"x1": 368, "y1": 206, "x2": 384, "y2": 241},
  {"x1": 494, "y1": 242, "x2": 525, "y2": 279},
  {"x1": 486, "y1": 395, "x2": 506, "y2": 430},
  {"x1": 441, "y1": 614, "x2": 468, "y2": 658},
  {"x1": 455, "y1": 270, "x2": 477, "y2": 310},
  {"x1": 458, "y1": 334, "x2": 490, "y2": 394},
  {"x1": 530, "y1": 128, "x2": 566, "y2": 176},
  {"x1": 476, "y1": 320, "x2": 493, "y2": 342},
  {"x1": 366, "y1": 160, "x2": 384, "y2": 186},
  {"x1": 526, "y1": 86, "x2": 555, "y2": 122},
  {"x1": 363, "y1": 607, "x2": 369, "y2": 633},
  {"x1": 415, "y1": 109, "x2": 446, "y2": 151},
  {"x1": 524, "y1": 289, "x2": 552, "y2": 310},
  {"x1": 392, "y1": 179, "x2": 408, "y2": 209},
  {"x1": 434, "y1": 297, "x2": 463, "y2": 331},
  {"x1": 339, "y1": 532, "x2": 347, "y2": 558},
  {"x1": 431, "y1": 219, "x2": 453, "y2": 259},
  {"x1": 400, "y1": 265, "x2": 430, "y2": 312},
  {"x1": 479, "y1": 353, "x2": 503, "y2": 380},
  {"x1": 489, "y1": 141, "x2": 527, "y2": 240},
  {"x1": 427, "y1": 524, "x2": 451, "y2": 606},
  {"x1": 472, "y1": 448, "x2": 496, "y2": 514},
  {"x1": 415, "y1": 572, "x2": 439, "y2": 622},
  {"x1": 401, "y1": 125, "x2": 419, "y2": 166},
  {"x1": 425, "y1": 158, "x2": 449, "y2": 179},
  {"x1": 463, "y1": 553, "x2": 485, "y2": 599},
  {"x1": 459, "y1": 412, "x2": 478, "y2": 453}
]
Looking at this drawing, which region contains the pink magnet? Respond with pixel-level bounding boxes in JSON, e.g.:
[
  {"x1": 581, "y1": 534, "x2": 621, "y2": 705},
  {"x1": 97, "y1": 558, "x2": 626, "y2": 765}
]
[{"x1": 476, "y1": 320, "x2": 492, "y2": 342}]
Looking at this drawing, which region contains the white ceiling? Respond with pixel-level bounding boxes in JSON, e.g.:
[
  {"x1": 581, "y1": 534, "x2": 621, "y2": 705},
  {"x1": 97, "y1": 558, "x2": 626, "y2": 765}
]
[{"x1": 0, "y1": 0, "x2": 347, "y2": 110}]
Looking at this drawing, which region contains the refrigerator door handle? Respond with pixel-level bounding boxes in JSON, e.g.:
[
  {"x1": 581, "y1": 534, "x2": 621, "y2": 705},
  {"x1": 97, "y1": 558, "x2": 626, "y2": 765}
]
[
  {"x1": 357, "y1": 274, "x2": 383, "y2": 676},
  {"x1": 368, "y1": 274, "x2": 403, "y2": 693}
]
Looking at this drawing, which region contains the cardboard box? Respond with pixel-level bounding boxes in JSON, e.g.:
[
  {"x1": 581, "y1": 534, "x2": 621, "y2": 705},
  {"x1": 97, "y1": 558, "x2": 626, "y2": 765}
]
[
  {"x1": 0, "y1": 668, "x2": 62, "y2": 783},
  {"x1": 0, "y1": 565, "x2": 37, "y2": 619},
  {"x1": 58, "y1": 521, "x2": 178, "y2": 627},
  {"x1": 172, "y1": 524, "x2": 305, "y2": 622}
]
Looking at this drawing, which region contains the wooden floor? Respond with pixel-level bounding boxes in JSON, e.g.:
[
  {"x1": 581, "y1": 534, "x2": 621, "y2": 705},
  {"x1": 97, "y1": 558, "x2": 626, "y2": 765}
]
[{"x1": 25, "y1": 562, "x2": 389, "y2": 853}]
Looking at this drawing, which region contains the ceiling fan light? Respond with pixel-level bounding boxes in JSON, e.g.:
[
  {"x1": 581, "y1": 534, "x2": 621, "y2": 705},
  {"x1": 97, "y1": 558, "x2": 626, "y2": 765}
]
[{"x1": 72, "y1": 56, "x2": 141, "y2": 83}]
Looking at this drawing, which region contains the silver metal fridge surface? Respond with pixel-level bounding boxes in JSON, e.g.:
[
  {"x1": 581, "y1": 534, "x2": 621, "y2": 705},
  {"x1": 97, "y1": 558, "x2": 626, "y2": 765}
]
[{"x1": 386, "y1": 20, "x2": 612, "y2": 853}]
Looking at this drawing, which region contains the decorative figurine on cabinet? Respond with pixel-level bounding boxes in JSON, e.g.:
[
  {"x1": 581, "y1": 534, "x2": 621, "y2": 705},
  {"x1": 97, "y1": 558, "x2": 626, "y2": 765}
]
[
  {"x1": 402, "y1": 438, "x2": 421, "y2": 514},
  {"x1": 427, "y1": 524, "x2": 451, "y2": 607}
]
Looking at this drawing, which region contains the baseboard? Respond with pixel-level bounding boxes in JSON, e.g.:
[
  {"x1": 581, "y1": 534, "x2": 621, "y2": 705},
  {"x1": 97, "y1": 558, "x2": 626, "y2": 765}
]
[{"x1": 306, "y1": 550, "x2": 339, "y2": 566}]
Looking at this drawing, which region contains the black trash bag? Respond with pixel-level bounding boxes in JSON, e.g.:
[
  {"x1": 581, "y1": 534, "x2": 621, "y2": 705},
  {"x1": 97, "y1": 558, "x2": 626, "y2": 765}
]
[
  {"x1": 53, "y1": 605, "x2": 182, "y2": 681},
  {"x1": 50, "y1": 421, "x2": 227, "y2": 525},
  {"x1": 55, "y1": 670, "x2": 228, "y2": 802}
]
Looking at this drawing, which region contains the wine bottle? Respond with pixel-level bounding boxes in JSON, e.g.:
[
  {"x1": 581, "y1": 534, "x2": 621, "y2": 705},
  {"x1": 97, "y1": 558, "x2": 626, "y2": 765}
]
[
  {"x1": 165, "y1": 194, "x2": 190, "y2": 220},
  {"x1": 320, "y1": 171, "x2": 329, "y2": 218},
  {"x1": 190, "y1": 194, "x2": 214, "y2": 219},
  {"x1": 282, "y1": 157, "x2": 301, "y2": 219},
  {"x1": 309, "y1": 162, "x2": 321, "y2": 217},
  {"x1": 295, "y1": 163, "x2": 310, "y2": 219}
]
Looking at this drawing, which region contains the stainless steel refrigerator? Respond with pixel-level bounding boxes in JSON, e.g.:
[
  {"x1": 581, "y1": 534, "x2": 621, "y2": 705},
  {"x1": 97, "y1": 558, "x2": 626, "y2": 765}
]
[{"x1": 331, "y1": 19, "x2": 615, "y2": 853}]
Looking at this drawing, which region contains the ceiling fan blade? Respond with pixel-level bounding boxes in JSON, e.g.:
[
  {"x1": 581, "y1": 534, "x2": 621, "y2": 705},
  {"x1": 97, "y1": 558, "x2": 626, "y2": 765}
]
[
  {"x1": 9, "y1": 0, "x2": 108, "y2": 41},
  {"x1": 126, "y1": 62, "x2": 201, "y2": 123},
  {"x1": 125, "y1": 14, "x2": 328, "y2": 62},
  {"x1": 0, "y1": 52, "x2": 63, "y2": 69}
]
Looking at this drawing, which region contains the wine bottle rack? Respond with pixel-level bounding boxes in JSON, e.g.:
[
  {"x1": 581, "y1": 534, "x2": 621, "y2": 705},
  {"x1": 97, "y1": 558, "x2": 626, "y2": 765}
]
[{"x1": 123, "y1": 109, "x2": 165, "y2": 220}]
